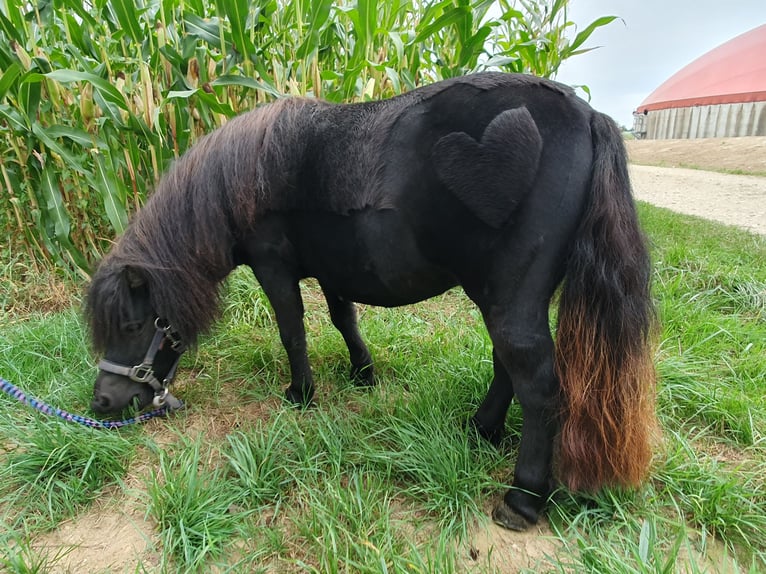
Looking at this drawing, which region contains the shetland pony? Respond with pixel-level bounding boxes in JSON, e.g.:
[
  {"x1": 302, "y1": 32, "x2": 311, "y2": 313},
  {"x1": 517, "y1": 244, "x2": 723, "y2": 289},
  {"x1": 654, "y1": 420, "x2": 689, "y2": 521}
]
[{"x1": 85, "y1": 73, "x2": 657, "y2": 530}]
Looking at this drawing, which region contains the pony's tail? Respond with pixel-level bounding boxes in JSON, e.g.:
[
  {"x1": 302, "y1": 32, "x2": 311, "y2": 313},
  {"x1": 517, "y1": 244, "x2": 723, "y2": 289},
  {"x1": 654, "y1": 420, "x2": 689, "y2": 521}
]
[{"x1": 555, "y1": 112, "x2": 658, "y2": 492}]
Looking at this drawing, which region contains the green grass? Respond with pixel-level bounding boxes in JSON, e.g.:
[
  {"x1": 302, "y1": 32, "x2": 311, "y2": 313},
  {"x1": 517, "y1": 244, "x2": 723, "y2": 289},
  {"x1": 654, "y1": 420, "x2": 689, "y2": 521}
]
[
  {"x1": 1, "y1": 203, "x2": 765, "y2": 572},
  {"x1": 145, "y1": 435, "x2": 248, "y2": 571}
]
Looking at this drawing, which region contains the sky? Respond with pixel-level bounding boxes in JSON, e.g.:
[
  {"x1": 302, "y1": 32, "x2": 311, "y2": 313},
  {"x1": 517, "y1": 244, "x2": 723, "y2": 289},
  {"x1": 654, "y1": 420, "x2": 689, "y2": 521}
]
[{"x1": 554, "y1": 0, "x2": 766, "y2": 128}]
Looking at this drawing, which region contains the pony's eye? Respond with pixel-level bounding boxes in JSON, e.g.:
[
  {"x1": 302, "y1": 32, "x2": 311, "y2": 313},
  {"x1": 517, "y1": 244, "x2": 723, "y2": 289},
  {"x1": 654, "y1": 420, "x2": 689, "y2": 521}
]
[{"x1": 123, "y1": 322, "x2": 144, "y2": 334}]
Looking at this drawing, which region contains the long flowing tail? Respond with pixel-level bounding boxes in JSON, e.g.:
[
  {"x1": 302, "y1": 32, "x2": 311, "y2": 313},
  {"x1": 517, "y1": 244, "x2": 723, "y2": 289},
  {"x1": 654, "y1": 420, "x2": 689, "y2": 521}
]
[{"x1": 555, "y1": 112, "x2": 658, "y2": 492}]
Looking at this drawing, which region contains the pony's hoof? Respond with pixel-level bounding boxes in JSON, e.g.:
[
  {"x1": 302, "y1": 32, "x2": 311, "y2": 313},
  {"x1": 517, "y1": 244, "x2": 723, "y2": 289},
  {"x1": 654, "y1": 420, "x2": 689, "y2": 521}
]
[
  {"x1": 350, "y1": 363, "x2": 375, "y2": 387},
  {"x1": 284, "y1": 386, "x2": 314, "y2": 407},
  {"x1": 491, "y1": 501, "x2": 533, "y2": 532}
]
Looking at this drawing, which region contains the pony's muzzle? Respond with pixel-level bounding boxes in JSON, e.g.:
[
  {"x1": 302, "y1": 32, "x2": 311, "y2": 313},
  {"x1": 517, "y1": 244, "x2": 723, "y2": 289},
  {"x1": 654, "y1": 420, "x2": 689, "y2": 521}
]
[{"x1": 91, "y1": 372, "x2": 154, "y2": 415}]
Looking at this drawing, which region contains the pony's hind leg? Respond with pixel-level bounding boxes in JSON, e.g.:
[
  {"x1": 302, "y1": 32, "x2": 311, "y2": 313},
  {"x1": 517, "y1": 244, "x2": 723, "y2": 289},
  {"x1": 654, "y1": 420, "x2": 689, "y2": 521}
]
[
  {"x1": 483, "y1": 306, "x2": 558, "y2": 531},
  {"x1": 322, "y1": 288, "x2": 374, "y2": 386},
  {"x1": 250, "y1": 265, "x2": 315, "y2": 405},
  {"x1": 471, "y1": 349, "x2": 514, "y2": 446}
]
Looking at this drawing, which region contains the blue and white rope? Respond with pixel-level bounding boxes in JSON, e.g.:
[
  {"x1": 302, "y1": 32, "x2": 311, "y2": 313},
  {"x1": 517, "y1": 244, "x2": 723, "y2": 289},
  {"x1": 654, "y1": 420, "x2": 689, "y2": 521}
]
[{"x1": 0, "y1": 376, "x2": 176, "y2": 429}]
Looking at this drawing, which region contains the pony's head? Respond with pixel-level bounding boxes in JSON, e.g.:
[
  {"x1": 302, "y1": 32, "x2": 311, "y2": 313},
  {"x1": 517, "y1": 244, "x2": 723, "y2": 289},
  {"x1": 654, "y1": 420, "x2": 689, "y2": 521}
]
[
  {"x1": 86, "y1": 262, "x2": 186, "y2": 414},
  {"x1": 83, "y1": 99, "x2": 308, "y2": 415}
]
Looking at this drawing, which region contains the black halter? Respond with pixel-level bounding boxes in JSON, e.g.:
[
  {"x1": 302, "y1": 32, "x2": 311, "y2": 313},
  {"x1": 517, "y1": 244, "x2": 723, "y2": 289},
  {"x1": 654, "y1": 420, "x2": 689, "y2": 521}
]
[{"x1": 98, "y1": 318, "x2": 185, "y2": 410}]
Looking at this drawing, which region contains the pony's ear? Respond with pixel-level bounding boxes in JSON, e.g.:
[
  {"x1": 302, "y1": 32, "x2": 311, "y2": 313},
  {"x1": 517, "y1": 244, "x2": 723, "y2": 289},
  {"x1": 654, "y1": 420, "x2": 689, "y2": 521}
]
[{"x1": 123, "y1": 266, "x2": 146, "y2": 290}]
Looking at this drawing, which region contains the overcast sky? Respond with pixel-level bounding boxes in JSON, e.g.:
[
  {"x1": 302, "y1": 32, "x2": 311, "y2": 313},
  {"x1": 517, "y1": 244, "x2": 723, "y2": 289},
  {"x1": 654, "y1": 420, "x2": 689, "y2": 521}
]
[{"x1": 554, "y1": 1, "x2": 766, "y2": 128}]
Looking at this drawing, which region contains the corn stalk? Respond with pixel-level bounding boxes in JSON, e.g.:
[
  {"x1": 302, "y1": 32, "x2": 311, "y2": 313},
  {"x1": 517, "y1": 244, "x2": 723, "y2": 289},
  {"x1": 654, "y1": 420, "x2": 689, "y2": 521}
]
[{"x1": 0, "y1": 0, "x2": 615, "y2": 276}]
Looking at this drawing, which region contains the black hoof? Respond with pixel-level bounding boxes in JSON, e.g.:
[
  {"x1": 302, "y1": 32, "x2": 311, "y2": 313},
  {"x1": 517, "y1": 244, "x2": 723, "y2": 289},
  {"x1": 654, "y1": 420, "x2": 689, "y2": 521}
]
[
  {"x1": 491, "y1": 501, "x2": 534, "y2": 531},
  {"x1": 469, "y1": 416, "x2": 504, "y2": 447},
  {"x1": 350, "y1": 363, "x2": 375, "y2": 387},
  {"x1": 284, "y1": 386, "x2": 314, "y2": 407}
]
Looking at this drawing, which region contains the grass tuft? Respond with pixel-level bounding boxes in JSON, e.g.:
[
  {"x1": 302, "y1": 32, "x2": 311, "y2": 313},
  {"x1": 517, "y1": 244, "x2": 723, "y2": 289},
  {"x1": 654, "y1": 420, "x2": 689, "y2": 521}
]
[
  {"x1": 144, "y1": 435, "x2": 249, "y2": 572},
  {"x1": 0, "y1": 419, "x2": 131, "y2": 531}
]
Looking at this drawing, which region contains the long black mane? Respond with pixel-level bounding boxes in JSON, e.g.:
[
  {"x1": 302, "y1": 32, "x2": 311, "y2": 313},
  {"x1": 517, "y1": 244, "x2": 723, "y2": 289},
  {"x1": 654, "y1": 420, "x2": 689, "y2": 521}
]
[{"x1": 86, "y1": 98, "x2": 307, "y2": 350}]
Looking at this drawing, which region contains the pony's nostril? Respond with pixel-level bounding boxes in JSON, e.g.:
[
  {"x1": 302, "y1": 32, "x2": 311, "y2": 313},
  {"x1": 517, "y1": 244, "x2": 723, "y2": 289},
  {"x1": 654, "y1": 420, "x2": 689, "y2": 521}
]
[{"x1": 92, "y1": 394, "x2": 111, "y2": 410}]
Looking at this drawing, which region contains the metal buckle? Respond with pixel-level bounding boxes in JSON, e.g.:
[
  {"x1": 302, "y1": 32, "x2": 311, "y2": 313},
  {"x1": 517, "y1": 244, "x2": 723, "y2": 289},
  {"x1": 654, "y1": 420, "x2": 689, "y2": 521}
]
[
  {"x1": 130, "y1": 364, "x2": 155, "y2": 383},
  {"x1": 168, "y1": 334, "x2": 184, "y2": 351},
  {"x1": 155, "y1": 317, "x2": 184, "y2": 351}
]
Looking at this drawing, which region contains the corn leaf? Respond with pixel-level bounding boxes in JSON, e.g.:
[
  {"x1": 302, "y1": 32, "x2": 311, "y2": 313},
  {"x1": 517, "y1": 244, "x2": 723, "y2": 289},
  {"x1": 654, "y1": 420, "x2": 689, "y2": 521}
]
[
  {"x1": 0, "y1": 62, "x2": 22, "y2": 100},
  {"x1": 566, "y1": 16, "x2": 618, "y2": 54},
  {"x1": 110, "y1": 0, "x2": 148, "y2": 46},
  {"x1": 45, "y1": 70, "x2": 129, "y2": 113},
  {"x1": 216, "y1": 0, "x2": 255, "y2": 59},
  {"x1": 93, "y1": 152, "x2": 129, "y2": 234},
  {"x1": 0, "y1": 103, "x2": 28, "y2": 132}
]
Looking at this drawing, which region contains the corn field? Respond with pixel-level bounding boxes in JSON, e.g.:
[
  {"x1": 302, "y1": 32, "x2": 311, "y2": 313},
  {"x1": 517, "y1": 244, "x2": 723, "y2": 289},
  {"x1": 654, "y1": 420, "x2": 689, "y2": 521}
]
[{"x1": 0, "y1": 0, "x2": 614, "y2": 276}]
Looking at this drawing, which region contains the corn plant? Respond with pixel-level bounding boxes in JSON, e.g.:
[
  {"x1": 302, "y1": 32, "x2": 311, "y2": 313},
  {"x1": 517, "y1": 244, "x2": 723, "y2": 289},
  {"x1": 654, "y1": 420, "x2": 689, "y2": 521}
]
[{"x1": 0, "y1": 0, "x2": 615, "y2": 276}]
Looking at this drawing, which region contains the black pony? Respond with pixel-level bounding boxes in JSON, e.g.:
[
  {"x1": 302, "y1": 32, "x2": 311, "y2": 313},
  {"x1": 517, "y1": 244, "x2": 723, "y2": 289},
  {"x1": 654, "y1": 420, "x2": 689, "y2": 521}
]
[{"x1": 86, "y1": 72, "x2": 657, "y2": 530}]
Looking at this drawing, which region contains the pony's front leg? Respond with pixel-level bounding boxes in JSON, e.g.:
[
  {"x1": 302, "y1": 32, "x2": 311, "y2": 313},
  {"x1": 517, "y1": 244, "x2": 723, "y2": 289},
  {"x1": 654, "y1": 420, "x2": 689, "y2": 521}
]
[
  {"x1": 322, "y1": 288, "x2": 374, "y2": 386},
  {"x1": 485, "y1": 310, "x2": 558, "y2": 531},
  {"x1": 252, "y1": 266, "x2": 315, "y2": 405}
]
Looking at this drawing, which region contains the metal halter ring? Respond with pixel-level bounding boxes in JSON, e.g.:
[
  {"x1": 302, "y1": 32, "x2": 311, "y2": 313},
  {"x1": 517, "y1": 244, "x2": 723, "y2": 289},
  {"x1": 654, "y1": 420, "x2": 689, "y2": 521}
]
[{"x1": 153, "y1": 388, "x2": 169, "y2": 408}]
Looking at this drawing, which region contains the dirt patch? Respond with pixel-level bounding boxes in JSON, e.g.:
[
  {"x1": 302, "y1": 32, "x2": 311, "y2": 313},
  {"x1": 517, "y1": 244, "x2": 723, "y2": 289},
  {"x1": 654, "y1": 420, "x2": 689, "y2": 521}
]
[
  {"x1": 32, "y1": 472, "x2": 161, "y2": 573},
  {"x1": 461, "y1": 513, "x2": 559, "y2": 572},
  {"x1": 627, "y1": 136, "x2": 766, "y2": 176}
]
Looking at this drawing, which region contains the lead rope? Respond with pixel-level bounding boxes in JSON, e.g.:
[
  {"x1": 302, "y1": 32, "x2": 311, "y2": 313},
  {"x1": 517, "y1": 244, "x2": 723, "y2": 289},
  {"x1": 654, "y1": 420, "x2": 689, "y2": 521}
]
[{"x1": 0, "y1": 376, "x2": 179, "y2": 429}]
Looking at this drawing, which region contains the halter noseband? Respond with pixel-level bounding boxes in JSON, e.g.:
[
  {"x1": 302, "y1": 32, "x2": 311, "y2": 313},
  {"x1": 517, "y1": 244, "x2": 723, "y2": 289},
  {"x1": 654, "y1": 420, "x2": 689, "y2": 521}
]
[{"x1": 98, "y1": 317, "x2": 185, "y2": 410}]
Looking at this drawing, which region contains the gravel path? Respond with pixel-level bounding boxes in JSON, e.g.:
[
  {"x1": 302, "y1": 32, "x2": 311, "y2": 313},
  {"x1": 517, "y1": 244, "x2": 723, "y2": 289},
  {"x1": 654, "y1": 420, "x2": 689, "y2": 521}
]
[{"x1": 630, "y1": 165, "x2": 766, "y2": 235}]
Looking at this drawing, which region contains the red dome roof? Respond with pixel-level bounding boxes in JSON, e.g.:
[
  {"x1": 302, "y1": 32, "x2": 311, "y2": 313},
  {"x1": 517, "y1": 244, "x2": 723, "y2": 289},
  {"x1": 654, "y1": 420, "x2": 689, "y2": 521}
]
[{"x1": 637, "y1": 24, "x2": 766, "y2": 112}]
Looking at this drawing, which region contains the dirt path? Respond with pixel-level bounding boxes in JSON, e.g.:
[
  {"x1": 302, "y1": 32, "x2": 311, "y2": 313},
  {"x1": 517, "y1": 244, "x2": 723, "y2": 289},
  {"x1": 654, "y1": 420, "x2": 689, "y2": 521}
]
[
  {"x1": 627, "y1": 136, "x2": 766, "y2": 235},
  {"x1": 630, "y1": 165, "x2": 766, "y2": 235}
]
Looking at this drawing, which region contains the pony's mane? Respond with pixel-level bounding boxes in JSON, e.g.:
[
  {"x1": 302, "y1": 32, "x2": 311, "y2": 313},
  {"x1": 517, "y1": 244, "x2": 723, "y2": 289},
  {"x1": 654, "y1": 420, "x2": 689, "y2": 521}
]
[{"x1": 86, "y1": 97, "x2": 315, "y2": 350}]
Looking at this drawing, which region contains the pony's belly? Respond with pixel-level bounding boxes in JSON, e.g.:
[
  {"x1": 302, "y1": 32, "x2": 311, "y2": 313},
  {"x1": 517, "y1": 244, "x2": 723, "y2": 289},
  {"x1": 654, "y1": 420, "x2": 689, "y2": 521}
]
[
  {"x1": 290, "y1": 210, "x2": 458, "y2": 307},
  {"x1": 325, "y1": 262, "x2": 457, "y2": 308}
]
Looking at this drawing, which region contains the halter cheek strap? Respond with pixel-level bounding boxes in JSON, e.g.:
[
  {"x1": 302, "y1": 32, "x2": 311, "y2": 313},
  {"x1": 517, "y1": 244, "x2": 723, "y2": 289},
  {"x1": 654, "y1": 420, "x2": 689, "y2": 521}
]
[{"x1": 98, "y1": 318, "x2": 185, "y2": 410}]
